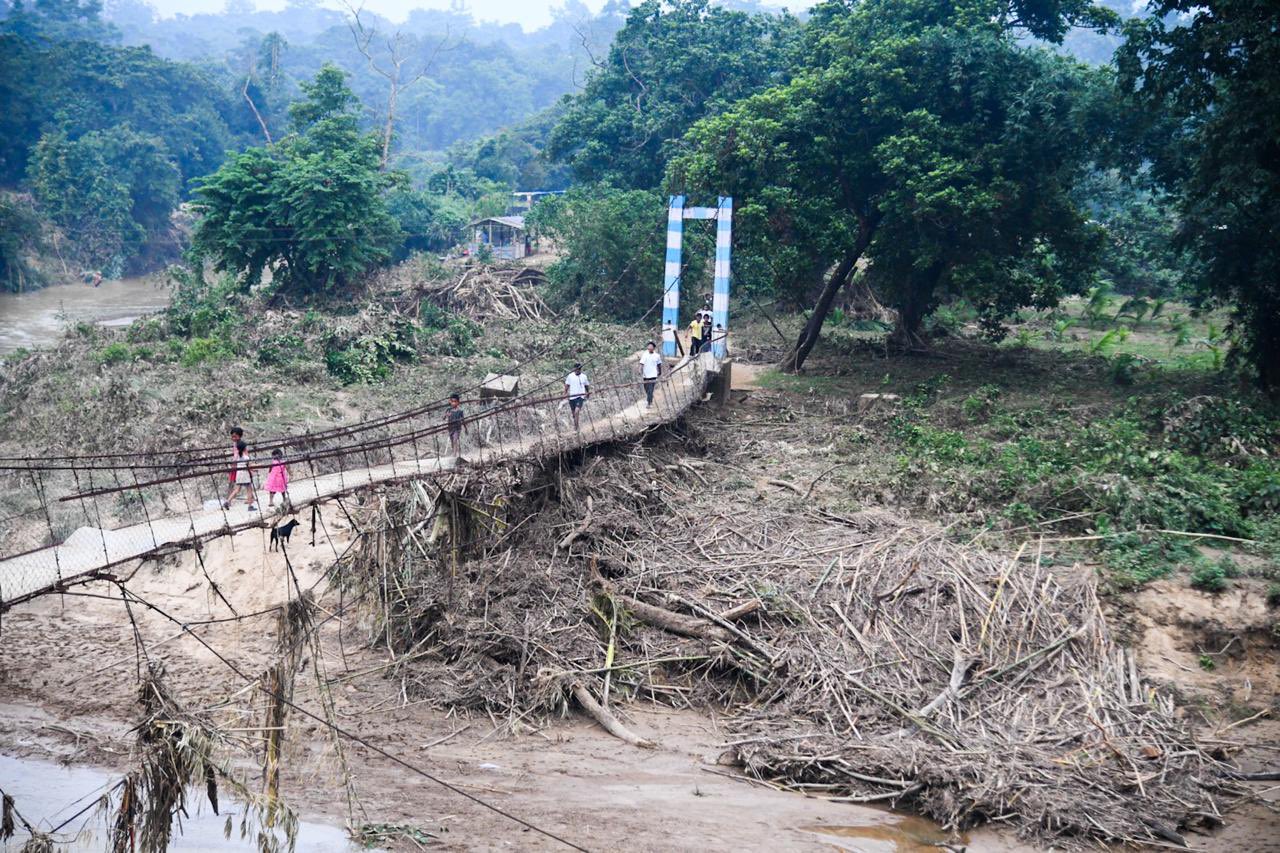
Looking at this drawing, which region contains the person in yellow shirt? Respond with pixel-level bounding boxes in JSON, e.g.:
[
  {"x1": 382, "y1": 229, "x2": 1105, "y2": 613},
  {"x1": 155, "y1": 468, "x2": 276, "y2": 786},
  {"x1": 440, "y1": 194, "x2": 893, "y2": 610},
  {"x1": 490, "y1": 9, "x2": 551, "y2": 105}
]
[{"x1": 689, "y1": 313, "x2": 703, "y2": 355}]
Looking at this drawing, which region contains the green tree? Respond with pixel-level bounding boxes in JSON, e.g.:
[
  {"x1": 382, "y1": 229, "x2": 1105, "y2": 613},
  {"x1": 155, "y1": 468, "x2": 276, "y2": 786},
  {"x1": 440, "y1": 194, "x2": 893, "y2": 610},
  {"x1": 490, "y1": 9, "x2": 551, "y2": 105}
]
[
  {"x1": 27, "y1": 128, "x2": 143, "y2": 272},
  {"x1": 1119, "y1": 0, "x2": 1280, "y2": 393},
  {"x1": 192, "y1": 64, "x2": 402, "y2": 296},
  {"x1": 0, "y1": 193, "x2": 47, "y2": 291},
  {"x1": 1075, "y1": 169, "x2": 1194, "y2": 298},
  {"x1": 527, "y1": 186, "x2": 668, "y2": 319},
  {"x1": 385, "y1": 187, "x2": 468, "y2": 258},
  {"x1": 669, "y1": 0, "x2": 1112, "y2": 369},
  {"x1": 546, "y1": 0, "x2": 800, "y2": 189}
]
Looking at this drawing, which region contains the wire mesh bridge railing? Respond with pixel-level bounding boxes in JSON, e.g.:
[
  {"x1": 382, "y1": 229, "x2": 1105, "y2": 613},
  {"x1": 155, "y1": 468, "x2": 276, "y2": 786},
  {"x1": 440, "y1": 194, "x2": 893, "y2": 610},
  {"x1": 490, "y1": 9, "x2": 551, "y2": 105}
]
[{"x1": 0, "y1": 351, "x2": 719, "y2": 611}]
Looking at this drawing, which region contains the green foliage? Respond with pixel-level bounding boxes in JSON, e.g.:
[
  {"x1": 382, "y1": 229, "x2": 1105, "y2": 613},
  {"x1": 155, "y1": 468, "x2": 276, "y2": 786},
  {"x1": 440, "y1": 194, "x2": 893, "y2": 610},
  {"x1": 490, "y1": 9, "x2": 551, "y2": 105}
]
[
  {"x1": 1088, "y1": 326, "x2": 1128, "y2": 355},
  {"x1": 0, "y1": 193, "x2": 47, "y2": 291},
  {"x1": 385, "y1": 188, "x2": 467, "y2": 258},
  {"x1": 95, "y1": 342, "x2": 134, "y2": 365},
  {"x1": 165, "y1": 270, "x2": 242, "y2": 341},
  {"x1": 962, "y1": 385, "x2": 1002, "y2": 421},
  {"x1": 547, "y1": 0, "x2": 799, "y2": 189},
  {"x1": 1084, "y1": 284, "x2": 1114, "y2": 327},
  {"x1": 1267, "y1": 585, "x2": 1280, "y2": 608},
  {"x1": 324, "y1": 329, "x2": 415, "y2": 385},
  {"x1": 257, "y1": 332, "x2": 306, "y2": 368},
  {"x1": 417, "y1": 302, "x2": 481, "y2": 357},
  {"x1": 668, "y1": 0, "x2": 1114, "y2": 359},
  {"x1": 450, "y1": 108, "x2": 573, "y2": 192},
  {"x1": 26, "y1": 124, "x2": 181, "y2": 273},
  {"x1": 180, "y1": 336, "x2": 234, "y2": 367},
  {"x1": 1100, "y1": 533, "x2": 1189, "y2": 587},
  {"x1": 527, "y1": 185, "x2": 667, "y2": 321},
  {"x1": 1197, "y1": 654, "x2": 1215, "y2": 671},
  {"x1": 0, "y1": 26, "x2": 250, "y2": 272},
  {"x1": 1189, "y1": 561, "x2": 1230, "y2": 593},
  {"x1": 1074, "y1": 170, "x2": 1193, "y2": 298},
  {"x1": 192, "y1": 65, "x2": 401, "y2": 296},
  {"x1": 26, "y1": 129, "x2": 143, "y2": 275},
  {"x1": 1120, "y1": 0, "x2": 1280, "y2": 394},
  {"x1": 892, "y1": 394, "x2": 1279, "y2": 562},
  {"x1": 1107, "y1": 352, "x2": 1142, "y2": 385}
]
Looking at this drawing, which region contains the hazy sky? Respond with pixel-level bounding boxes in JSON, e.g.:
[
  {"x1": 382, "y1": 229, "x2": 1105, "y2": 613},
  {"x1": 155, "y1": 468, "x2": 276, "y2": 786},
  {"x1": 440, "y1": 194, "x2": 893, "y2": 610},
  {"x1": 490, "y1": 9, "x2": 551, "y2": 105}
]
[{"x1": 144, "y1": 0, "x2": 812, "y2": 32}]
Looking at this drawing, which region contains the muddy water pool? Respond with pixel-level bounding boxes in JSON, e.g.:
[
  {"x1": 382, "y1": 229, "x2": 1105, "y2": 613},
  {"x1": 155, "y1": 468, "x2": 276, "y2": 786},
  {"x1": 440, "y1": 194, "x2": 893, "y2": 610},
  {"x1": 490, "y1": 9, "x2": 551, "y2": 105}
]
[
  {"x1": 0, "y1": 278, "x2": 170, "y2": 354},
  {"x1": 0, "y1": 754, "x2": 361, "y2": 851}
]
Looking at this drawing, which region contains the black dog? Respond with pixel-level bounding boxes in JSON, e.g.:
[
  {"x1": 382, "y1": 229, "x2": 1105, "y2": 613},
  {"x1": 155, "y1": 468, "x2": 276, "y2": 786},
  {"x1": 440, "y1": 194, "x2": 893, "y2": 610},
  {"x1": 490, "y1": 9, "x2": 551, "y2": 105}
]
[{"x1": 270, "y1": 519, "x2": 300, "y2": 552}]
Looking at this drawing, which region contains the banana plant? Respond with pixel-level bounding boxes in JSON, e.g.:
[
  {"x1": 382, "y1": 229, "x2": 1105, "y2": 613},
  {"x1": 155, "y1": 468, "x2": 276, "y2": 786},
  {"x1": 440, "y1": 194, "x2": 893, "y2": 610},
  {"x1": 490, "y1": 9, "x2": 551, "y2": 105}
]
[{"x1": 1084, "y1": 284, "x2": 1115, "y2": 328}]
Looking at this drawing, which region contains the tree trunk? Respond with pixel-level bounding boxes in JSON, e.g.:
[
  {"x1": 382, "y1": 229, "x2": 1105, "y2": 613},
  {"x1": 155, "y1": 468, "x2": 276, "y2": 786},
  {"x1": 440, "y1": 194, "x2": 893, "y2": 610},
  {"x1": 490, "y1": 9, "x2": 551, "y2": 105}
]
[
  {"x1": 381, "y1": 78, "x2": 398, "y2": 169},
  {"x1": 243, "y1": 75, "x2": 273, "y2": 144},
  {"x1": 888, "y1": 263, "x2": 943, "y2": 350},
  {"x1": 779, "y1": 216, "x2": 877, "y2": 373}
]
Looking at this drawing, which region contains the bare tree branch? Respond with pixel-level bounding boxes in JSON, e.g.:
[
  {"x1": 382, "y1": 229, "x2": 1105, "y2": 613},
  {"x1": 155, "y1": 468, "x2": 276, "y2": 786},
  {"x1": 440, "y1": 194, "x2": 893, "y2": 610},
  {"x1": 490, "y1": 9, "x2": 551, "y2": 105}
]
[{"x1": 343, "y1": 1, "x2": 453, "y2": 168}]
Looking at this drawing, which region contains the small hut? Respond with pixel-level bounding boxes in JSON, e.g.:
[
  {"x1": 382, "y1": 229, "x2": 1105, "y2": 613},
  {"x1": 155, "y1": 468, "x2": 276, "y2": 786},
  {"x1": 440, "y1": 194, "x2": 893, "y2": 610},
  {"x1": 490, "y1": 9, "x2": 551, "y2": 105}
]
[{"x1": 467, "y1": 215, "x2": 531, "y2": 260}]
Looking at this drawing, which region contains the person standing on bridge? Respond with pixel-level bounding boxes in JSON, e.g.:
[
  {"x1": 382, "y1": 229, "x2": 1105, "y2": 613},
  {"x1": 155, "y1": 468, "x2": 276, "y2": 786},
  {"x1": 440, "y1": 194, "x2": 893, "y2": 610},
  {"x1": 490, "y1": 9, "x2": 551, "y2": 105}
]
[
  {"x1": 445, "y1": 392, "x2": 468, "y2": 456},
  {"x1": 564, "y1": 363, "x2": 590, "y2": 431},
  {"x1": 688, "y1": 313, "x2": 703, "y2": 355},
  {"x1": 640, "y1": 341, "x2": 662, "y2": 407},
  {"x1": 264, "y1": 448, "x2": 289, "y2": 509},
  {"x1": 223, "y1": 436, "x2": 258, "y2": 512}
]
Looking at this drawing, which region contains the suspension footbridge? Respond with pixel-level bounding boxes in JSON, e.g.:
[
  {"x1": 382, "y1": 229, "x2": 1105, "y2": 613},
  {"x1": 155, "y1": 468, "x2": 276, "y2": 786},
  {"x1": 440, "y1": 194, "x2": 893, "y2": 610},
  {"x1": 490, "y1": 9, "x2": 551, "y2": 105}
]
[{"x1": 0, "y1": 351, "x2": 723, "y2": 611}]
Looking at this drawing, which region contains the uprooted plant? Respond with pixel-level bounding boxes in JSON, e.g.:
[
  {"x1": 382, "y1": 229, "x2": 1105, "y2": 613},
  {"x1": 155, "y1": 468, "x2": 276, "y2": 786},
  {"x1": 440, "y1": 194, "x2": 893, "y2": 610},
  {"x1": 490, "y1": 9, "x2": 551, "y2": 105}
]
[{"x1": 105, "y1": 661, "x2": 299, "y2": 853}]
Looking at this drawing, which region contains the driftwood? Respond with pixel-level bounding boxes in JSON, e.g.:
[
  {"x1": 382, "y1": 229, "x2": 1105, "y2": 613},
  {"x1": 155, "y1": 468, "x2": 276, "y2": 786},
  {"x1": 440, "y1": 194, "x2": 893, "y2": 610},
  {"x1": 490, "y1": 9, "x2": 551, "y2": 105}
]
[
  {"x1": 415, "y1": 264, "x2": 552, "y2": 321},
  {"x1": 571, "y1": 682, "x2": 655, "y2": 748},
  {"x1": 337, "y1": 455, "x2": 1228, "y2": 849},
  {"x1": 556, "y1": 496, "x2": 593, "y2": 551},
  {"x1": 616, "y1": 593, "x2": 730, "y2": 643},
  {"x1": 718, "y1": 599, "x2": 762, "y2": 621}
]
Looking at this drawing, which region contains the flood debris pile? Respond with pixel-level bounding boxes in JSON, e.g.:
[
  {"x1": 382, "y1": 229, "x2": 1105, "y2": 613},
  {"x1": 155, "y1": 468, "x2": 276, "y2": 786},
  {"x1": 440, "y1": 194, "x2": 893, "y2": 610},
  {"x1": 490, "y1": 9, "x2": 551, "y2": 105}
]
[
  {"x1": 340, "y1": 452, "x2": 1230, "y2": 847},
  {"x1": 409, "y1": 264, "x2": 552, "y2": 322}
]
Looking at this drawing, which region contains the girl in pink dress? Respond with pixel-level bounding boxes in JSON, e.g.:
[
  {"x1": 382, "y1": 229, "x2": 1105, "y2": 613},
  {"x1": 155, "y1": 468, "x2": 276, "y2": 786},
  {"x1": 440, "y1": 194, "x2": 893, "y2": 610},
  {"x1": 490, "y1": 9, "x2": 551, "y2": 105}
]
[{"x1": 264, "y1": 448, "x2": 289, "y2": 508}]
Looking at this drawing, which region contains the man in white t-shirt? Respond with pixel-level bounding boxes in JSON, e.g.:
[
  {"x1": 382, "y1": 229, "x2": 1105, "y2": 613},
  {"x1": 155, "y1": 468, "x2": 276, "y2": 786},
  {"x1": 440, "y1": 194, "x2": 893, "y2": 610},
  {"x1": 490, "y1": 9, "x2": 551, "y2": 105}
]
[
  {"x1": 639, "y1": 341, "x2": 663, "y2": 407},
  {"x1": 564, "y1": 363, "x2": 590, "y2": 430}
]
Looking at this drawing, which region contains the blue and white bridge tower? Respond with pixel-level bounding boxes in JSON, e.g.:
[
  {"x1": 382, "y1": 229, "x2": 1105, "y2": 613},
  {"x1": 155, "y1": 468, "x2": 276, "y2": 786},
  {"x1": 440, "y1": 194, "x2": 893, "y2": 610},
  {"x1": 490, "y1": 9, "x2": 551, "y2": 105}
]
[{"x1": 660, "y1": 195, "x2": 733, "y2": 358}]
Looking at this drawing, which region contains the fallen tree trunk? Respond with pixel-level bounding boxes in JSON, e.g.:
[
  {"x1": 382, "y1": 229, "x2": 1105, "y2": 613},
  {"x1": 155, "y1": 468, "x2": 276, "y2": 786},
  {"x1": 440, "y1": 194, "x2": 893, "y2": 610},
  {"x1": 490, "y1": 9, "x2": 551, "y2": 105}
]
[
  {"x1": 571, "y1": 682, "x2": 656, "y2": 748},
  {"x1": 614, "y1": 592, "x2": 731, "y2": 643}
]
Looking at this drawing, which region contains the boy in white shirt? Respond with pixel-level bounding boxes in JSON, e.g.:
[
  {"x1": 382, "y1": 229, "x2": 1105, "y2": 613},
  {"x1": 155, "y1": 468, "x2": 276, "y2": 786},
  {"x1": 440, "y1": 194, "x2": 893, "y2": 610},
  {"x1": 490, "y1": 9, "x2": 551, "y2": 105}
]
[
  {"x1": 564, "y1": 363, "x2": 590, "y2": 430},
  {"x1": 639, "y1": 341, "x2": 662, "y2": 407}
]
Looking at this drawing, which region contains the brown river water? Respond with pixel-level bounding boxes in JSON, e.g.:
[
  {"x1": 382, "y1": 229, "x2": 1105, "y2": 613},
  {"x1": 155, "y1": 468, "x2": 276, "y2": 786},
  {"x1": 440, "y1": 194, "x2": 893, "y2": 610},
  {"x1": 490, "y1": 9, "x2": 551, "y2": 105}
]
[{"x1": 0, "y1": 277, "x2": 171, "y2": 354}]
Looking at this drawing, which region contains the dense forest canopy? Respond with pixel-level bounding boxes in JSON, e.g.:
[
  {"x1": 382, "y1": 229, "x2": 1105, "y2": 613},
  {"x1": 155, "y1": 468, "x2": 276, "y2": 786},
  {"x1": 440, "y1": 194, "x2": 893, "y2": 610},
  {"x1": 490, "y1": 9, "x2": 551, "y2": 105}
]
[{"x1": 0, "y1": 0, "x2": 1275, "y2": 392}]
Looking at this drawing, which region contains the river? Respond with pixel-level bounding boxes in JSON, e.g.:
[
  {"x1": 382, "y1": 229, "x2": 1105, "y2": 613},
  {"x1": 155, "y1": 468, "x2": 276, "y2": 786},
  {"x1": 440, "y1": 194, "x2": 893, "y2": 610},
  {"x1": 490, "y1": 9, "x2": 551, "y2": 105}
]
[
  {"x1": 0, "y1": 754, "x2": 364, "y2": 852},
  {"x1": 0, "y1": 278, "x2": 171, "y2": 355}
]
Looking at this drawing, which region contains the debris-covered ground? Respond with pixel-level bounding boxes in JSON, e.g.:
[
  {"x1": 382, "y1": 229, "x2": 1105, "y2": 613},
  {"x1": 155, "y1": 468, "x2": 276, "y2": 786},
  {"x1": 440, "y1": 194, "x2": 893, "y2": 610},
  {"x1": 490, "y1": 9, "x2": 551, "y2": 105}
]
[
  {"x1": 338, "y1": 421, "x2": 1241, "y2": 847},
  {"x1": 2, "y1": 278, "x2": 1277, "y2": 850}
]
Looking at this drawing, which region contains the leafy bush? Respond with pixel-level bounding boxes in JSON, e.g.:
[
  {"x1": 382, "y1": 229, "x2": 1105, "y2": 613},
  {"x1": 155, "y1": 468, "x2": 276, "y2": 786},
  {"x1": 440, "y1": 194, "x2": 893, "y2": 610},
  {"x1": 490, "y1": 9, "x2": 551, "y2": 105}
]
[
  {"x1": 418, "y1": 303, "x2": 481, "y2": 357},
  {"x1": 1099, "y1": 533, "x2": 1189, "y2": 587},
  {"x1": 1160, "y1": 396, "x2": 1278, "y2": 459},
  {"x1": 126, "y1": 317, "x2": 168, "y2": 343},
  {"x1": 1189, "y1": 561, "x2": 1230, "y2": 593},
  {"x1": 95, "y1": 342, "x2": 134, "y2": 365},
  {"x1": 961, "y1": 384, "x2": 1002, "y2": 421},
  {"x1": 258, "y1": 332, "x2": 307, "y2": 368},
  {"x1": 180, "y1": 336, "x2": 233, "y2": 367},
  {"x1": 325, "y1": 321, "x2": 417, "y2": 385},
  {"x1": 1107, "y1": 352, "x2": 1143, "y2": 385}
]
